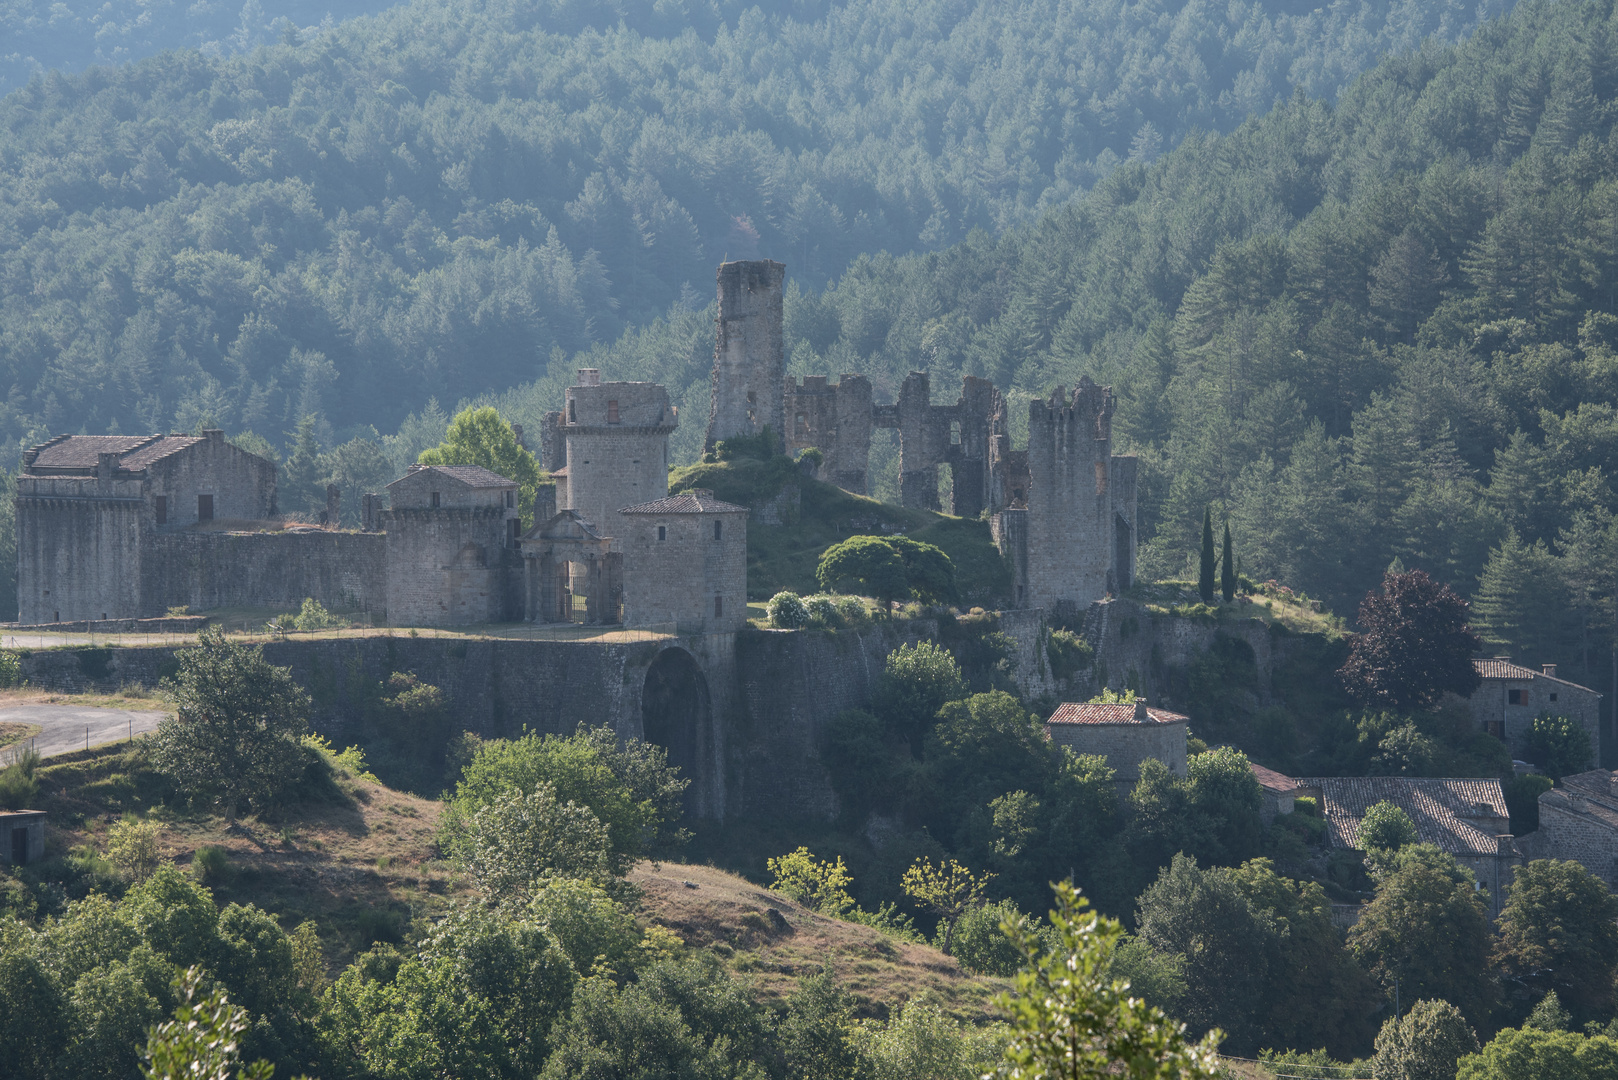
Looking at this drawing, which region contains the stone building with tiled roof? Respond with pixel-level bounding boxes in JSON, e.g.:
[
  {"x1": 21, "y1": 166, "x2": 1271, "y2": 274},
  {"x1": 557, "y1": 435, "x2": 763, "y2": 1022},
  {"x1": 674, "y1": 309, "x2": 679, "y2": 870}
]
[
  {"x1": 1458, "y1": 657, "x2": 1600, "y2": 769},
  {"x1": 1293, "y1": 775, "x2": 1521, "y2": 916},
  {"x1": 1519, "y1": 769, "x2": 1618, "y2": 888},
  {"x1": 1043, "y1": 698, "x2": 1187, "y2": 784},
  {"x1": 616, "y1": 490, "x2": 749, "y2": 634}
]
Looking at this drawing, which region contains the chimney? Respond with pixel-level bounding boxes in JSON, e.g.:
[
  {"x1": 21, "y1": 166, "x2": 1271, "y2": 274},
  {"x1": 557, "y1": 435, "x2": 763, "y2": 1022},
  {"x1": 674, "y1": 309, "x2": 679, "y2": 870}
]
[
  {"x1": 1133, "y1": 698, "x2": 1149, "y2": 722},
  {"x1": 202, "y1": 428, "x2": 224, "y2": 443},
  {"x1": 577, "y1": 368, "x2": 601, "y2": 387},
  {"x1": 96, "y1": 452, "x2": 118, "y2": 483},
  {"x1": 1543, "y1": 663, "x2": 1558, "y2": 677}
]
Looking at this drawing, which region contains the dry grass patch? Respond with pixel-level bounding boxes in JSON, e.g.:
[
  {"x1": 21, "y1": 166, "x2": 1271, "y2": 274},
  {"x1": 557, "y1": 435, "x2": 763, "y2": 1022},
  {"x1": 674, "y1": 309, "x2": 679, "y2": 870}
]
[{"x1": 631, "y1": 861, "x2": 1005, "y2": 1023}]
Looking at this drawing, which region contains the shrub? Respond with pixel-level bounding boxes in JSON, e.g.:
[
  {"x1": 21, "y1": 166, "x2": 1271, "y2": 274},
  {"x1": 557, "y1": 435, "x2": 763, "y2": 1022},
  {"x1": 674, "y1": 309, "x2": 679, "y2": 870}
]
[
  {"x1": 105, "y1": 818, "x2": 162, "y2": 883},
  {"x1": 1523, "y1": 714, "x2": 1594, "y2": 780},
  {"x1": 0, "y1": 745, "x2": 39, "y2": 809},
  {"x1": 835, "y1": 596, "x2": 870, "y2": 627},
  {"x1": 1372, "y1": 999, "x2": 1479, "y2": 1080},
  {"x1": 291, "y1": 597, "x2": 344, "y2": 631},
  {"x1": 950, "y1": 899, "x2": 1026, "y2": 976},
  {"x1": 768, "y1": 847, "x2": 855, "y2": 917},
  {"x1": 1045, "y1": 629, "x2": 1093, "y2": 681},
  {"x1": 1358, "y1": 800, "x2": 1419, "y2": 856},
  {"x1": 191, "y1": 845, "x2": 231, "y2": 884},
  {"x1": 0, "y1": 651, "x2": 22, "y2": 688},
  {"x1": 767, "y1": 591, "x2": 810, "y2": 629},
  {"x1": 803, "y1": 594, "x2": 843, "y2": 628}
]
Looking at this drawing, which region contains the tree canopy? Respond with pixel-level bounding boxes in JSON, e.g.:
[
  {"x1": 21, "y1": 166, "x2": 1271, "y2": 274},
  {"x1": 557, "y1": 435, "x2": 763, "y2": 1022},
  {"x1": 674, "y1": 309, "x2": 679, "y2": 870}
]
[{"x1": 1339, "y1": 570, "x2": 1482, "y2": 709}]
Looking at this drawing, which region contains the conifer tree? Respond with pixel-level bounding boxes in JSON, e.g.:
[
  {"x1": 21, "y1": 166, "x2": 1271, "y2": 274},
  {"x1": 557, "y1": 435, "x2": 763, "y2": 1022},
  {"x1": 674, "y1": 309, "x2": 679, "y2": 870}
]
[
  {"x1": 1221, "y1": 522, "x2": 1236, "y2": 603},
  {"x1": 1199, "y1": 508, "x2": 1216, "y2": 604}
]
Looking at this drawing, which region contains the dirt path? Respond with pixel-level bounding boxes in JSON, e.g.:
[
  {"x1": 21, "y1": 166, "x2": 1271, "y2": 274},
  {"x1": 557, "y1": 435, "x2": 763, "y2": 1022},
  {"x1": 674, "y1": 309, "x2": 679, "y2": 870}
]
[{"x1": 0, "y1": 703, "x2": 168, "y2": 757}]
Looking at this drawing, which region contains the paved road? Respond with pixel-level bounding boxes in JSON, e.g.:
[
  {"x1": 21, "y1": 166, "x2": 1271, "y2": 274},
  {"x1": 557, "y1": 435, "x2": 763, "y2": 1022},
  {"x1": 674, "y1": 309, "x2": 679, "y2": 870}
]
[{"x1": 0, "y1": 704, "x2": 170, "y2": 758}]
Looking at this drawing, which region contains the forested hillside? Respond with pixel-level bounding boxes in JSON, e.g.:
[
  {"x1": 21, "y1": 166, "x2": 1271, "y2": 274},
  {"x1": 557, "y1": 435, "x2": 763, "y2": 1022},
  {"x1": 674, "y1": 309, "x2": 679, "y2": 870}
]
[
  {"x1": 0, "y1": 0, "x2": 1506, "y2": 455},
  {"x1": 521, "y1": 0, "x2": 1618, "y2": 686}
]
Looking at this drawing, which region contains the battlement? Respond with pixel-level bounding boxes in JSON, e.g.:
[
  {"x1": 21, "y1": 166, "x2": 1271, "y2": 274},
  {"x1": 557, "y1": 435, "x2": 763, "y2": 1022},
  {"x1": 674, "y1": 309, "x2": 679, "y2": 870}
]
[{"x1": 565, "y1": 380, "x2": 677, "y2": 430}]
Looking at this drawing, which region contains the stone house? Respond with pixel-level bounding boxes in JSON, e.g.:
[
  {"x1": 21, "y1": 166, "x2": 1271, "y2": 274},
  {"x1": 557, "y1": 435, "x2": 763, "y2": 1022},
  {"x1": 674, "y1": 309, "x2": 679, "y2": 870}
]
[
  {"x1": 1462, "y1": 658, "x2": 1601, "y2": 768},
  {"x1": 1293, "y1": 776, "x2": 1521, "y2": 917},
  {"x1": 1251, "y1": 763, "x2": 1302, "y2": 825},
  {"x1": 1521, "y1": 769, "x2": 1618, "y2": 887},
  {"x1": 380, "y1": 464, "x2": 523, "y2": 626},
  {"x1": 1043, "y1": 699, "x2": 1188, "y2": 785},
  {"x1": 618, "y1": 490, "x2": 749, "y2": 634},
  {"x1": 0, "y1": 810, "x2": 46, "y2": 866}
]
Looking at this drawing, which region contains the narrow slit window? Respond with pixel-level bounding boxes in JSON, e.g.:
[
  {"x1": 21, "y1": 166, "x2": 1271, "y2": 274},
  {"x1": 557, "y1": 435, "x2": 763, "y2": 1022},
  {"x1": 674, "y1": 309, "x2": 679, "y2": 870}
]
[
  {"x1": 197, "y1": 494, "x2": 213, "y2": 522},
  {"x1": 714, "y1": 595, "x2": 723, "y2": 617},
  {"x1": 431, "y1": 491, "x2": 440, "y2": 508},
  {"x1": 154, "y1": 495, "x2": 167, "y2": 525},
  {"x1": 568, "y1": 400, "x2": 576, "y2": 423},
  {"x1": 658, "y1": 525, "x2": 667, "y2": 541},
  {"x1": 713, "y1": 519, "x2": 722, "y2": 541},
  {"x1": 607, "y1": 399, "x2": 620, "y2": 423},
  {"x1": 506, "y1": 491, "x2": 515, "y2": 508}
]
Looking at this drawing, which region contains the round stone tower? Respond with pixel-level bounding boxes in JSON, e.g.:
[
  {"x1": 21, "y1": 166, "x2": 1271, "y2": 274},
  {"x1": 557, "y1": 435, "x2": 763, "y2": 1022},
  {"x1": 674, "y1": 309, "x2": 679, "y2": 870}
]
[{"x1": 560, "y1": 369, "x2": 677, "y2": 537}]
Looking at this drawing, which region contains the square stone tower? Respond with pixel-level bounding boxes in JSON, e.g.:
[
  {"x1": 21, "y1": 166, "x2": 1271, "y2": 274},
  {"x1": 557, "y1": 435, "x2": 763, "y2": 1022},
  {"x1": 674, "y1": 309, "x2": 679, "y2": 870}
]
[
  {"x1": 618, "y1": 490, "x2": 749, "y2": 634},
  {"x1": 558, "y1": 369, "x2": 678, "y2": 537},
  {"x1": 706, "y1": 260, "x2": 786, "y2": 454}
]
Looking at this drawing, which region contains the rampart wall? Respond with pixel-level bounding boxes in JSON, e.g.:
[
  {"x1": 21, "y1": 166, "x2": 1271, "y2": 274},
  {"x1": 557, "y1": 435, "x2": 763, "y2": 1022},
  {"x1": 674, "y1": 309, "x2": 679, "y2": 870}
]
[{"x1": 141, "y1": 531, "x2": 387, "y2": 617}]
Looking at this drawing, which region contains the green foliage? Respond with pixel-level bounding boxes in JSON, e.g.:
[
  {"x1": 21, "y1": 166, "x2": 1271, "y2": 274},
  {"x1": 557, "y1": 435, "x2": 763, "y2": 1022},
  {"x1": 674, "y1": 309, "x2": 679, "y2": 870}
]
[
  {"x1": 766, "y1": 591, "x2": 810, "y2": 629},
  {"x1": 776, "y1": 968, "x2": 860, "y2": 1080},
  {"x1": 418, "y1": 406, "x2": 546, "y2": 525},
  {"x1": 0, "y1": 948, "x2": 68, "y2": 1080},
  {"x1": 0, "y1": 650, "x2": 24, "y2": 688},
  {"x1": 1522, "y1": 714, "x2": 1594, "y2": 780},
  {"x1": 1371, "y1": 999, "x2": 1480, "y2": 1080},
  {"x1": 441, "y1": 725, "x2": 689, "y2": 873},
  {"x1": 141, "y1": 967, "x2": 273, "y2": 1080},
  {"x1": 950, "y1": 899, "x2": 1028, "y2": 977},
  {"x1": 0, "y1": 744, "x2": 40, "y2": 809},
  {"x1": 871, "y1": 641, "x2": 969, "y2": 748},
  {"x1": 150, "y1": 627, "x2": 311, "y2": 818},
  {"x1": 1340, "y1": 570, "x2": 1482, "y2": 711},
  {"x1": 1045, "y1": 629, "x2": 1094, "y2": 681},
  {"x1": 1199, "y1": 510, "x2": 1216, "y2": 606},
  {"x1": 106, "y1": 817, "x2": 163, "y2": 883},
  {"x1": 1358, "y1": 800, "x2": 1420, "y2": 857},
  {"x1": 993, "y1": 880, "x2": 1222, "y2": 1080},
  {"x1": 816, "y1": 534, "x2": 958, "y2": 607},
  {"x1": 1456, "y1": 1026, "x2": 1618, "y2": 1080},
  {"x1": 768, "y1": 847, "x2": 856, "y2": 918},
  {"x1": 1494, "y1": 860, "x2": 1618, "y2": 1023},
  {"x1": 851, "y1": 998, "x2": 1005, "y2": 1080},
  {"x1": 289, "y1": 598, "x2": 343, "y2": 631},
  {"x1": 1220, "y1": 522, "x2": 1235, "y2": 604},
  {"x1": 462, "y1": 782, "x2": 616, "y2": 898},
  {"x1": 1348, "y1": 844, "x2": 1495, "y2": 1024},
  {"x1": 1525, "y1": 991, "x2": 1571, "y2": 1032},
  {"x1": 710, "y1": 428, "x2": 780, "y2": 463},
  {"x1": 901, "y1": 857, "x2": 994, "y2": 956}
]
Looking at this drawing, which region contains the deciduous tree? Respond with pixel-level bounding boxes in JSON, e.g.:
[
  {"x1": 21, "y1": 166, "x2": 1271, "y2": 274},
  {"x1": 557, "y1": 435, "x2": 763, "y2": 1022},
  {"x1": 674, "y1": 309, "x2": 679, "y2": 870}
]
[
  {"x1": 1340, "y1": 569, "x2": 1482, "y2": 709},
  {"x1": 1494, "y1": 859, "x2": 1618, "y2": 1021}
]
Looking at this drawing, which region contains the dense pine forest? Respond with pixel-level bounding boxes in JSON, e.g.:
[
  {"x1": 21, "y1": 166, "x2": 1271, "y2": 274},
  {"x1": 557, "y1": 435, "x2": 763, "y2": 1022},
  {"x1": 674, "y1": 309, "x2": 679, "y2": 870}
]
[{"x1": 0, "y1": 0, "x2": 1506, "y2": 448}]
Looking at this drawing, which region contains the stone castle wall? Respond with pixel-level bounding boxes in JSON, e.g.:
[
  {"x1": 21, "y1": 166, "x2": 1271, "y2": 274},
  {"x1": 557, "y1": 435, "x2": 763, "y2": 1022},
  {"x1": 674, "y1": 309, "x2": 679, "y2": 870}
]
[
  {"x1": 141, "y1": 530, "x2": 387, "y2": 617},
  {"x1": 707, "y1": 260, "x2": 786, "y2": 453},
  {"x1": 381, "y1": 508, "x2": 518, "y2": 626},
  {"x1": 17, "y1": 481, "x2": 146, "y2": 623}
]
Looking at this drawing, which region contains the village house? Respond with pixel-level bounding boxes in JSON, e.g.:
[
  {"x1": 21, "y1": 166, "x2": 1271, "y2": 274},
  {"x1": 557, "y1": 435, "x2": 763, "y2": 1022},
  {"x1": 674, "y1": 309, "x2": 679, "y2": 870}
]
[
  {"x1": 1461, "y1": 657, "x2": 1601, "y2": 768},
  {"x1": 1043, "y1": 699, "x2": 1188, "y2": 789},
  {"x1": 1520, "y1": 768, "x2": 1618, "y2": 888}
]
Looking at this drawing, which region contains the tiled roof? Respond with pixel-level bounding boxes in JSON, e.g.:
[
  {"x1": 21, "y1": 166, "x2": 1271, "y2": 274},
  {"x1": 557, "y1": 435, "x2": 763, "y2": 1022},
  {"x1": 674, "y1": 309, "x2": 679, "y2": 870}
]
[
  {"x1": 1251, "y1": 763, "x2": 1300, "y2": 794},
  {"x1": 390, "y1": 464, "x2": 515, "y2": 488},
  {"x1": 1473, "y1": 657, "x2": 1596, "y2": 692},
  {"x1": 1046, "y1": 702, "x2": 1189, "y2": 725},
  {"x1": 26, "y1": 434, "x2": 201, "y2": 472},
  {"x1": 1541, "y1": 783, "x2": 1618, "y2": 831},
  {"x1": 620, "y1": 489, "x2": 748, "y2": 515},
  {"x1": 1561, "y1": 769, "x2": 1618, "y2": 804},
  {"x1": 1293, "y1": 776, "x2": 1513, "y2": 858}
]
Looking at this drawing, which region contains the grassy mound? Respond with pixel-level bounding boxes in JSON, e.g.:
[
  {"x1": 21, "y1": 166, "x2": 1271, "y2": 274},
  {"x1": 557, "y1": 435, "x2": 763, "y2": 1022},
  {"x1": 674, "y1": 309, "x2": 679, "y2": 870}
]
[{"x1": 668, "y1": 460, "x2": 1012, "y2": 607}]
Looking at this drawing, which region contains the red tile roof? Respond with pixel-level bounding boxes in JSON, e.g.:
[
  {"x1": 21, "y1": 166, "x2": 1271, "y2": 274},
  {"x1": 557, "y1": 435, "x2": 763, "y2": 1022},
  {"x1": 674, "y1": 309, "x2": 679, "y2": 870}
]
[
  {"x1": 1046, "y1": 702, "x2": 1189, "y2": 725},
  {"x1": 389, "y1": 464, "x2": 515, "y2": 488},
  {"x1": 1293, "y1": 776, "x2": 1514, "y2": 858},
  {"x1": 620, "y1": 489, "x2": 749, "y2": 515}
]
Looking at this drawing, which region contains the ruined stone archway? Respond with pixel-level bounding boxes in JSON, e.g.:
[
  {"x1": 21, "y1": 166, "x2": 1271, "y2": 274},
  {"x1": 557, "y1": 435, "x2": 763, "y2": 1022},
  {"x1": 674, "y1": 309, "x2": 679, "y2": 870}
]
[{"x1": 641, "y1": 647, "x2": 711, "y2": 809}]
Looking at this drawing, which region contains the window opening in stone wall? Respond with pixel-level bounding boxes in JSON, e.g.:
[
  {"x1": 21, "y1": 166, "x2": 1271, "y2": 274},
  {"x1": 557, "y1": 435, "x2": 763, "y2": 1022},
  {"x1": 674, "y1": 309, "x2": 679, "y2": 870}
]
[
  {"x1": 608, "y1": 399, "x2": 620, "y2": 423},
  {"x1": 1487, "y1": 721, "x2": 1505, "y2": 740},
  {"x1": 155, "y1": 495, "x2": 167, "y2": 525},
  {"x1": 796, "y1": 413, "x2": 808, "y2": 437},
  {"x1": 197, "y1": 494, "x2": 213, "y2": 522},
  {"x1": 1509, "y1": 689, "x2": 1524, "y2": 705},
  {"x1": 568, "y1": 400, "x2": 576, "y2": 422},
  {"x1": 431, "y1": 491, "x2": 440, "y2": 508},
  {"x1": 950, "y1": 420, "x2": 961, "y2": 445},
  {"x1": 713, "y1": 520, "x2": 722, "y2": 541},
  {"x1": 508, "y1": 519, "x2": 520, "y2": 546},
  {"x1": 506, "y1": 491, "x2": 514, "y2": 508},
  {"x1": 714, "y1": 595, "x2": 723, "y2": 617},
  {"x1": 1094, "y1": 461, "x2": 1108, "y2": 496},
  {"x1": 658, "y1": 525, "x2": 666, "y2": 541},
  {"x1": 1550, "y1": 693, "x2": 1558, "y2": 702},
  {"x1": 746, "y1": 390, "x2": 756, "y2": 425}
]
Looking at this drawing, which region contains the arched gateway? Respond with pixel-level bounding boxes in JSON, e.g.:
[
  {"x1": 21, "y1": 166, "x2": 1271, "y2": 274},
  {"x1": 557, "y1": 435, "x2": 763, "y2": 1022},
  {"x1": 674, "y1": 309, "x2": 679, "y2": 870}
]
[{"x1": 640, "y1": 646, "x2": 711, "y2": 811}]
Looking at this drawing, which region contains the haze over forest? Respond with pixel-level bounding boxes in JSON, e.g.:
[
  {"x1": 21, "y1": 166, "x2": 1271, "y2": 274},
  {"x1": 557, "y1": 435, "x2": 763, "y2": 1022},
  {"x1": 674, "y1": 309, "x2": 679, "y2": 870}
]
[{"x1": 11, "y1": 0, "x2": 1618, "y2": 681}]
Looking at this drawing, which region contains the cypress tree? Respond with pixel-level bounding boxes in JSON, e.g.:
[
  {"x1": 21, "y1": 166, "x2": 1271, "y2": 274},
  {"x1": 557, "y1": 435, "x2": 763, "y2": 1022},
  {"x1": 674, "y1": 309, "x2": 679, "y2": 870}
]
[
  {"x1": 1199, "y1": 508, "x2": 1216, "y2": 604},
  {"x1": 1221, "y1": 522, "x2": 1236, "y2": 603}
]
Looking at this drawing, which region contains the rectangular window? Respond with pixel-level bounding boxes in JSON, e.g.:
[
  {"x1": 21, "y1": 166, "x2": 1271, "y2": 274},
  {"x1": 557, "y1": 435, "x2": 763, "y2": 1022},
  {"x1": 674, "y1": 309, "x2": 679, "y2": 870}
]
[
  {"x1": 1508, "y1": 689, "x2": 1524, "y2": 705},
  {"x1": 508, "y1": 519, "x2": 520, "y2": 546},
  {"x1": 506, "y1": 491, "x2": 514, "y2": 508},
  {"x1": 154, "y1": 495, "x2": 167, "y2": 525},
  {"x1": 658, "y1": 525, "x2": 666, "y2": 541},
  {"x1": 1550, "y1": 692, "x2": 1558, "y2": 702},
  {"x1": 714, "y1": 595, "x2": 723, "y2": 617},
  {"x1": 197, "y1": 494, "x2": 213, "y2": 522},
  {"x1": 431, "y1": 491, "x2": 440, "y2": 508},
  {"x1": 608, "y1": 399, "x2": 620, "y2": 423},
  {"x1": 713, "y1": 520, "x2": 722, "y2": 541},
  {"x1": 568, "y1": 400, "x2": 576, "y2": 422},
  {"x1": 1487, "y1": 720, "x2": 1505, "y2": 740}
]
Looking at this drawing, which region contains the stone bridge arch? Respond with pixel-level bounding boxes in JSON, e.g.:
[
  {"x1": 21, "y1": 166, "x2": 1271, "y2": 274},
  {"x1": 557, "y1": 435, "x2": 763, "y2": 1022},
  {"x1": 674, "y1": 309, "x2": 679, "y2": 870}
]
[{"x1": 634, "y1": 643, "x2": 727, "y2": 819}]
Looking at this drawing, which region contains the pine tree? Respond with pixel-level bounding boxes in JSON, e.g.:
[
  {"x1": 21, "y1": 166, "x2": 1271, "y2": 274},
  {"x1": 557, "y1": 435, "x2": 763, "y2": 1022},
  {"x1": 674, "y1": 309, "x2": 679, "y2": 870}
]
[
  {"x1": 1200, "y1": 508, "x2": 1216, "y2": 605},
  {"x1": 1221, "y1": 521, "x2": 1236, "y2": 603},
  {"x1": 280, "y1": 414, "x2": 323, "y2": 517}
]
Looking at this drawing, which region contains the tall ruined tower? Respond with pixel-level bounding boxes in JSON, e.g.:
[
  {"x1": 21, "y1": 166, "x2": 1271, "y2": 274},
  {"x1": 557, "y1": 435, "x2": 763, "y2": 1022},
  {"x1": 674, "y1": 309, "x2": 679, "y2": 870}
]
[
  {"x1": 997, "y1": 377, "x2": 1137, "y2": 612},
  {"x1": 557, "y1": 369, "x2": 678, "y2": 537},
  {"x1": 706, "y1": 260, "x2": 786, "y2": 454}
]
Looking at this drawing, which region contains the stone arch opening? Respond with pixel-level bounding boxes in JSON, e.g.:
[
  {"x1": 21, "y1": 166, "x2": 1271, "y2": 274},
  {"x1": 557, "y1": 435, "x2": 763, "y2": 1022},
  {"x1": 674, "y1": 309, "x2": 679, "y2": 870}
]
[{"x1": 641, "y1": 647, "x2": 710, "y2": 806}]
